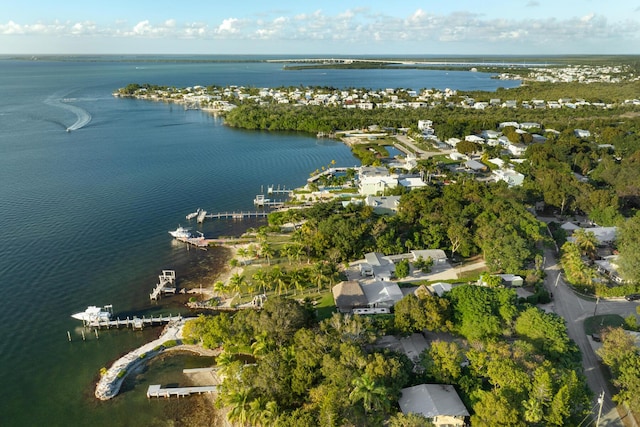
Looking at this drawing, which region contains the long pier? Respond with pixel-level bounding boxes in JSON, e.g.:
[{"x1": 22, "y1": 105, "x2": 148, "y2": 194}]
[
  {"x1": 147, "y1": 384, "x2": 217, "y2": 398},
  {"x1": 205, "y1": 211, "x2": 271, "y2": 219},
  {"x1": 86, "y1": 314, "x2": 183, "y2": 329}
]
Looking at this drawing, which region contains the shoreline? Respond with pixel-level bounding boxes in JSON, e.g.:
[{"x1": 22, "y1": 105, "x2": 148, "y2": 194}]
[
  {"x1": 95, "y1": 242, "x2": 249, "y2": 400},
  {"x1": 95, "y1": 318, "x2": 190, "y2": 400}
]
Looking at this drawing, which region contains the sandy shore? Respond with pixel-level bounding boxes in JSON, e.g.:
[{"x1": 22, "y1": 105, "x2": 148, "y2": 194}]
[{"x1": 187, "y1": 242, "x2": 254, "y2": 302}]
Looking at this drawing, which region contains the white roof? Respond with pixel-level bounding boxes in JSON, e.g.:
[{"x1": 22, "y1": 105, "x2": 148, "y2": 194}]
[
  {"x1": 427, "y1": 282, "x2": 452, "y2": 297},
  {"x1": 411, "y1": 249, "x2": 447, "y2": 261},
  {"x1": 361, "y1": 281, "x2": 404, "y2": 305},
  {"x1": 561, "y1": 221, "x2": 581, "y2": 231},
  {"x1": 399, "y1": 384, "x2": 469, "y2": 418}
]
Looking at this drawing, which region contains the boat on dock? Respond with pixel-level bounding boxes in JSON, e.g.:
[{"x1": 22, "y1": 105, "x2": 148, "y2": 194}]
[
  {"x1": 71, "y1": 305, "x2": 113, "y2": 322},
  {"x1": 169, "y1": 225, "x2": 191, "y2": 239},
  {"x1": 185, "y1": 208, "x2": 203, "y2": 220}
]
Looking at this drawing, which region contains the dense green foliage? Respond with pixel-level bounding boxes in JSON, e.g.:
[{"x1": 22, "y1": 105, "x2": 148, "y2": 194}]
[
  {"x1": 185, "y1": 286, "x2": 590, "y2": 426},
  {"x1": 273, "y1": 180, "x2": 545, "y2": 273},
  {"x1": 617, "y1": 212, "x2": 640, "y2": 283},
  {"x1": 598, "y1": 327, "x2": 640, "y2": 412}
]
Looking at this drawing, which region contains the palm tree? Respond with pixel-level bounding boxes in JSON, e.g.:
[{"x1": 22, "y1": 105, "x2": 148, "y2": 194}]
[
  {"x1": 252, "y1": 270, "x2": 269, "y2": 295},
  {"x1": 237, "y1": 247, "x2": 249, "y2": 265},
  {"x1": 573, "y1": 229, "x2": 598, "y2": 260},
  {"x1": 214, "y1": 280, "x2": 228, "y2": 298},
  {"x1": 349, "y1": 373, "x2": 390, "y2": 416},
  {"x1": 247, "y1": 397, "x2": 279, "y2": 427},
  {"x1": 260, "y1": 242, "x2": 274, "y2": 266},
  {"x1": 311, "y1": 262, "x2": 328, "y2": 293},
  {"x1": 288, "y1": 268, "x2": 308, "y2": 295},
  {"x1": 229, "y1": 272, "x2": 246, "y2": 296},
  {"x1": 224, "y1": 388, "x2": 252, "y2": 427},
  {"x1": 270, "y1": 266, "x2": 287, "y2": 295}
]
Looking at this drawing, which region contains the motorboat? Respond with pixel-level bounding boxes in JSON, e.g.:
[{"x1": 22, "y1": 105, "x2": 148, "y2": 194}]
[
  {"x1": 185, "y1": 208, "x2": 202, "y2": 220},
  {"x1": 169, "y1": 225, "x2": 191, "y2": 238},
  {"x1": 71, "y1": 305, "x2": 113, "y2": 322}
]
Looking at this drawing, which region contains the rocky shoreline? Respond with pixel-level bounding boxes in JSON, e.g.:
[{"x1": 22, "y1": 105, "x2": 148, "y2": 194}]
[{"x1": 95, "y1": 318, "x2": 190, "y2": 400}]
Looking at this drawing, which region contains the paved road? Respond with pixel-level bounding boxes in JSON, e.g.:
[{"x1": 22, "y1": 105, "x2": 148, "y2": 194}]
[{"x1": 543, "y1": 246, "x2": 636, "y2": 427}]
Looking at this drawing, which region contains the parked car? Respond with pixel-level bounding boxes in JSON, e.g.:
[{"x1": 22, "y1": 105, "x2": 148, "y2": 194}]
[
  {"x1": 591, "y1": 333, "x2": 601, "y2": 342},
  {"x1": 625, "y1": 294, "x2": 640, "y2": 301}
]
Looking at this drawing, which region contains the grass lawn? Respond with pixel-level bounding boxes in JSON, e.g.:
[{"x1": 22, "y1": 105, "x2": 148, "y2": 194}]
[
  {"x1": 583, "y1": 314, "x2": 626, "y2": 335},
  {"x1": 315, "y1": 292, "x2": 337, "y2": 320}
]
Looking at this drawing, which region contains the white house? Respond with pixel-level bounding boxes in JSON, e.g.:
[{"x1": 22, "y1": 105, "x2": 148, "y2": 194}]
[
  {"x1": 574, "y1": 129, "x2": 591, "y2": 138},
  {"x1": 493, "y1": 169, "x2": 525, "y2": 187},
  {"x1": 359, "y1": 176, "x2": 398, "y2": 196},
  {"x1": 411, "y1": 249, "x2": 448, "y2": 265},
  {"x1": 507, "y1": 143, "x2": 528, "y2": 157},
  {"x1": 499, "y1": 121, "x2": 520, "y2": 129},
  {"x1": 361, "y1": 280, "x2": 404, "y2": 309},
  {"x1": 365, "y1": 195, "x2": 401, "y2": 215}
]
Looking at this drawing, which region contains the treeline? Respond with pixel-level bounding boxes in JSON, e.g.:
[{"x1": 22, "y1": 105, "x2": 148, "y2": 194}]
[{"x1": 184, "y1": 287, "x2": 590, "y2": 426}]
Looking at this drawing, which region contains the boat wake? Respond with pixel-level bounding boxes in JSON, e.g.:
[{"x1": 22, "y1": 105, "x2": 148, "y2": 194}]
[{"x1": 44, "y1": 93, "x2": 92, "y2": 132}]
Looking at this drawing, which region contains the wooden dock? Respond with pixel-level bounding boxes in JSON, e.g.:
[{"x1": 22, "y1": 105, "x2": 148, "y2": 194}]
[
  {"x1": 147, "y1": 384, "x2": 217, "y2": 398},
  {"x1": 176, "y1": 235, "x2": 211, "y2": 249},
  {"x1": 86, "y1": 314, "x2": 182, "y2": 329},
  {"x1": 205, "y1": 211, "x2": 271, "y2": 219},
  {"x1": 150, "y1": 270, "x2": 177, "y2": 301},
  {"x1": 307, "y1": 167, "x2": 349, "y2": 183}
]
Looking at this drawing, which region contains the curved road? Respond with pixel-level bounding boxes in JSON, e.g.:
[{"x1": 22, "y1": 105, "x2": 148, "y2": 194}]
[{"x1": 543, "y1": 246, "x2": 636, "y2": 427}]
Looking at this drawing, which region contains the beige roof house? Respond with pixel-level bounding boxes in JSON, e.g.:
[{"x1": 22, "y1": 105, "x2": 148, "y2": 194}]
[{"x1": 332, "y1": 281, "x2": 368, "y2": 313}]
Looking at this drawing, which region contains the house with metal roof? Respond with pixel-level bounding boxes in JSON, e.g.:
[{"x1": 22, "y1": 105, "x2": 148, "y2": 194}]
[{"x1": 398, "y1": 384, "x2": 469, "y2": 427}]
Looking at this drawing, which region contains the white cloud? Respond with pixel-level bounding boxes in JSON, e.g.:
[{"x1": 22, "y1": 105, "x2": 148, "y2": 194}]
[
  {"x1": 581, "y1": 13, "x2": 595, "y2": 23},
  {"x1": 0, "y1": 7, "x2": 638, "y2": 53},
  {"x1": 216, "y1": 18, "x2": 240, "y2": 34}
]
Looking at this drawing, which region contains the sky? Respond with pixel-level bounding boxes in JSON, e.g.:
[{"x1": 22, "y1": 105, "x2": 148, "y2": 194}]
[{"x1": 1, "y1": 0, "x2": 639, "y2": 55}]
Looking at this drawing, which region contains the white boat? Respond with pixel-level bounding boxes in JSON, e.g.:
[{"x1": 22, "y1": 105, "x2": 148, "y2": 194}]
[
  {"x1": 169, "y1": 226, "x2": 191, "y2": 238},
  {"x1": 71, "y1": 305, "x2": 113, "y2": 322},
  {"x1": 186, "y1": 208, "x2": 202, "y2": 220}
]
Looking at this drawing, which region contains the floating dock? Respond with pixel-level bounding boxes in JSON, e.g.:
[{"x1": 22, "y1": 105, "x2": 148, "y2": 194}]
[
  {"x1": 147, "y1": 384, "x2": 217, "y2": 398},
  {"x1": 150, "y1": 270, "x2": 177, "y2": 301}
]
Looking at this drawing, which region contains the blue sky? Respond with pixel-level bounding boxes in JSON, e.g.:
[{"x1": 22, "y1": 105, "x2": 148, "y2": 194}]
[{"x1": 1, "y1": 0, "x2": 638, "y2": 55}]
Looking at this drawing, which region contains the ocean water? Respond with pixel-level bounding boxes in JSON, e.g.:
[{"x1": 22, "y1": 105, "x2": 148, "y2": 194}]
[{"x1": 0, "y1": 56, "x2": 517, "y2": 426}]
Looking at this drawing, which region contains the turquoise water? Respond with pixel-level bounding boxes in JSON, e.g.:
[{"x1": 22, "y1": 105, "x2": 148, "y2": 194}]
[{"x1": 0, "y1": 57, "x2": 516, "y2": 426}]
